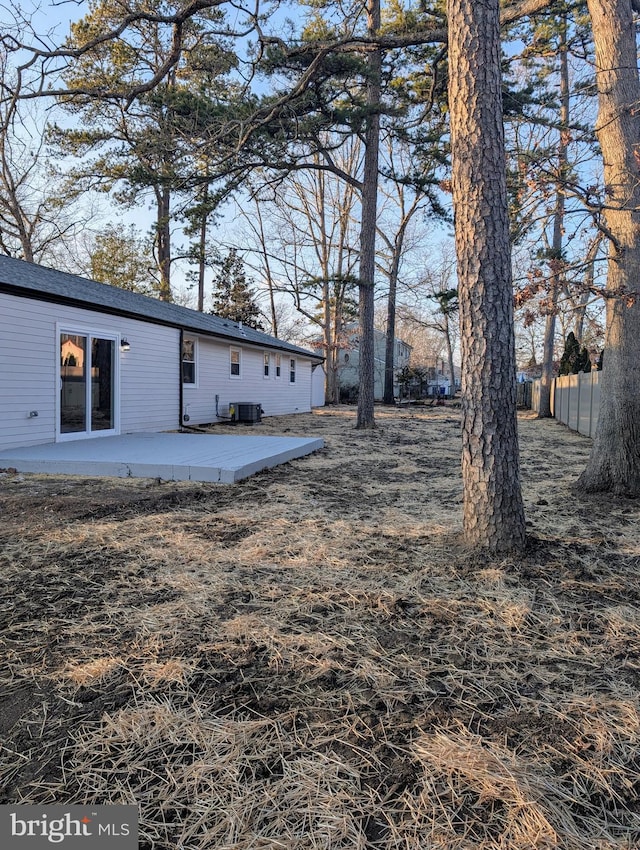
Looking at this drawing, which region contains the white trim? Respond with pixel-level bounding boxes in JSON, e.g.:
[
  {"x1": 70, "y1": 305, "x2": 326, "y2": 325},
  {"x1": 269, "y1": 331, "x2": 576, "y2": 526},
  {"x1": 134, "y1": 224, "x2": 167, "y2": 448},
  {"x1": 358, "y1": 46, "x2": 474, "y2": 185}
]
[
  {"x1": 230, "y1": 346, "x2": 242, "y2": 379},
  {"x1": 289, "y1": 357, "x2": 297, "y2": 384},
  {"x1": 263, "y1": 351, "x2": 271, "y2": 379},
  {"x1": 56, "y1": 323, "x2": 121, "y2": 441},
  {"x1": 182, "y1": 335, "x2": 199, "y2": 388}
]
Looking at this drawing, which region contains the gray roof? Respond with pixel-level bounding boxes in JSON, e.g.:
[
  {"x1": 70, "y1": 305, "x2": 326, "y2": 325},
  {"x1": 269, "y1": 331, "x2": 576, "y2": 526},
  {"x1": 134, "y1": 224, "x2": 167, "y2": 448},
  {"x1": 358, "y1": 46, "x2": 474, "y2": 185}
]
[{"x1": 0, "y1": 254, "x2": 321, "y2": 361}]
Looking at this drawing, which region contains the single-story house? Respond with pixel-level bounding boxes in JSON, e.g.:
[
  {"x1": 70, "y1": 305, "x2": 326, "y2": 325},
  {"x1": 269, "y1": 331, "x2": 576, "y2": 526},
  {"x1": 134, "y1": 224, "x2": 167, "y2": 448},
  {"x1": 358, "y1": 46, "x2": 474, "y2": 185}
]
[{"x1": 0, "y1": 255, "x2": 324, "y2": 452}]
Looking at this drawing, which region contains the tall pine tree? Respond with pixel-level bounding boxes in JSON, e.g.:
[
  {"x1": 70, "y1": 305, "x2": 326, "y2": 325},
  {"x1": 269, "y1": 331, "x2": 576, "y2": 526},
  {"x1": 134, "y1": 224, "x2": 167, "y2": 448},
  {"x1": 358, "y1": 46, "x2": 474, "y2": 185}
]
[{"x1": 211, "y1": 249, "x2": 264, "y2": 330}]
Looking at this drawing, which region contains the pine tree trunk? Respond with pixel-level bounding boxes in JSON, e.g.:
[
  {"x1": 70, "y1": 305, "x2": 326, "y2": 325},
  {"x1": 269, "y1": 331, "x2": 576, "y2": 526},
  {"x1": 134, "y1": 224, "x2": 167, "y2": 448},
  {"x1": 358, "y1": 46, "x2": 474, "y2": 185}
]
[
  {"x1": 577, "y1": 0, "x2": 640, "y2": 494},
  {"x1": 196, "y1": 182, "x2": 209, "y2": 312},
  {"x1": 356, "y1": 0, "x2": 381, "y2": 429},
  {"x1": 444, "y1": 317, "x2": 456, "y2": 398},
  {"x1": 383, "y1": 241, "x2": 400, "y2": 405},
  {"x1": 323, "y1": 277, "x2": 338, "y2": 405},
  {"x1": 156, "y1": 186, "x2": 172, "y2": 302},
  {"x1": 447, "y1": 0, "x2": 526, "y2": 551},
  {"x1": 538, "y1": 16, "x2": 569, "y2": 419}
]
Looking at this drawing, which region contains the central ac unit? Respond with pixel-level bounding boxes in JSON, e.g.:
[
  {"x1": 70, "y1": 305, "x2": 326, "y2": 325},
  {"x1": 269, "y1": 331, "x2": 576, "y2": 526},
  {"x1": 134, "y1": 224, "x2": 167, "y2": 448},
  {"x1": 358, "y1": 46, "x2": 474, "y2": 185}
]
[{"x1": 230, "y1": 402, "x2": 263, "y2": 424}]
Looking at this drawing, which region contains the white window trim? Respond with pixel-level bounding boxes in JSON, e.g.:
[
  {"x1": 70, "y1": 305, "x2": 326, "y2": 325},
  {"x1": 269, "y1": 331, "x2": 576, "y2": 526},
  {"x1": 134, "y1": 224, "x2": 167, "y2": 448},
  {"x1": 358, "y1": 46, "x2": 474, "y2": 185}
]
[
  {"x1": 275, "y1": 353, "x2": 282, "y2": 379},
  {"x1": 289, "y1": 357, "x2": 296, "y2": 384},
  {"x1": 230, "y1": 346, "x2": 242, "y2": 379},
  {"x1": 182, "y1": 336, "x2": 198, "y2": 388},
  {"x1": 263, "y1": 352, "x2": 271, "y2": 379}
]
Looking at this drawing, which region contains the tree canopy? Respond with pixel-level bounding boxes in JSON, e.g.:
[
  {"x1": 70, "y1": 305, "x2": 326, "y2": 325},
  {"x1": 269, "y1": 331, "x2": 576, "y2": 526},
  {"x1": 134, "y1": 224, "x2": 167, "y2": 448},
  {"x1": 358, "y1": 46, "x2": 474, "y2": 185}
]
[{"x1": 2, "y1": 0, "x2": 640, "y2": 542}]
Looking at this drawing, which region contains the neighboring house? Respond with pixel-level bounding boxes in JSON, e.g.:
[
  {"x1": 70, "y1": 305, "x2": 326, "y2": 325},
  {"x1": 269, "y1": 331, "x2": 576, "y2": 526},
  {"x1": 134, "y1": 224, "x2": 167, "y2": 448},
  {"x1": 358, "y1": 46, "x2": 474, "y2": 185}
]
[
  {"x1": 397, "y1": 364, "x2": 454, "y2": 400},
  {"x1": 0, "y1": 255, "x2": 324, "y2": 452},
  {"x1": 336, "y1": 325, "x2": 412, "y2": 401},
  {"x1": 517, "y1": 366, "x2": 543, "y2": 382},
  {"x1": 426, "y1": 372, "x2": 453, "y2": 398}
]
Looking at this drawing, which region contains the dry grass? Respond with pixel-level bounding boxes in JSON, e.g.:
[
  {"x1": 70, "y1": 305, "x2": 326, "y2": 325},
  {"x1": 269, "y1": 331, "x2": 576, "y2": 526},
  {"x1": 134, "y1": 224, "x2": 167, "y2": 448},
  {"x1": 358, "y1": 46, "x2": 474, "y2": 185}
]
[{"x1": 1, "y1": 406, "x2": 639, "y2": 849}]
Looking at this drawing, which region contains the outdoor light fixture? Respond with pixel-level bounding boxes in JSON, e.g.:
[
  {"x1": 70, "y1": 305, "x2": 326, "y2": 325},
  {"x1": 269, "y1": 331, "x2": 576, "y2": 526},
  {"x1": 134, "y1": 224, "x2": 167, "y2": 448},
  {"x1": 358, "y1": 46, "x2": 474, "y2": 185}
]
[{"x1": 120, "y1": 338, "x2": 131, "y2": 352}]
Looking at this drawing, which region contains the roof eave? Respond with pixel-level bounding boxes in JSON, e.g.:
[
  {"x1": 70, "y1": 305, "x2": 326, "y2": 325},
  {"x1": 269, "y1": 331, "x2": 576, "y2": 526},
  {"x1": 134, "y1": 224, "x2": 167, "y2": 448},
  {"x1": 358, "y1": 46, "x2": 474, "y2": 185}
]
[{"x1": 0, "y1": 280, "x2": 323, "y2": 362}]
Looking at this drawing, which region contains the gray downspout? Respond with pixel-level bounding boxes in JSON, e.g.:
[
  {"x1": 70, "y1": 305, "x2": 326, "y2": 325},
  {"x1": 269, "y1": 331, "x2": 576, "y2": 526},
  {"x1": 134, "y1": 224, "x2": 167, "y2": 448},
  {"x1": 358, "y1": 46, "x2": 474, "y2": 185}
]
[{"x1": 179, "y1": 328, "x2": 184, "y2": 429}]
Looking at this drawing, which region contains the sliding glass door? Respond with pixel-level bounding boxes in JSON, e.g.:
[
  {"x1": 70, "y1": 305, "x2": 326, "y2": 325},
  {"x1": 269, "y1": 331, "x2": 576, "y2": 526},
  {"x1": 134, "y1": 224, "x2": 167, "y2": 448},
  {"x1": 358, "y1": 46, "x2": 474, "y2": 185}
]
[{"x1": 59, "y1": 331, "x2": 117, "y2": 438}]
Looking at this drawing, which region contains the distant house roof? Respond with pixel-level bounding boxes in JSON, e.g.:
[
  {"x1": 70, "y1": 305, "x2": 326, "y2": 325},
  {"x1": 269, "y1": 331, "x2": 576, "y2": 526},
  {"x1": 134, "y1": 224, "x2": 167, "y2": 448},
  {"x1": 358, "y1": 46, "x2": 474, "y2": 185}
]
[
  {"x1": 318, "y1": 322, "x2": 412, "y2": 351},
  {"x1": 0, "y1": 255, "x2": 321, "y2": 361}
]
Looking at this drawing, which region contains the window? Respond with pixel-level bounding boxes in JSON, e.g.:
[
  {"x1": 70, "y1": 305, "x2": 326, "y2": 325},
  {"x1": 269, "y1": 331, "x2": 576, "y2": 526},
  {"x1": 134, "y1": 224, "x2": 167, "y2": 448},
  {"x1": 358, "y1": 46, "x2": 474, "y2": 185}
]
[
  {"x1": 264, "y1": 353, "x2": 270, "y2": 378},
  {"x1": 275, "y1": 354, "x2": 281, "y2": 378},
  {"x1": 182, "y1": 338, "x2": 196, "y2": 385},
  {"x1": 230, "y1": 347, "x2": 241, "y2": 378},
  {"x1": 289, "y1": 358, "x2": 296, "y2": 383}
]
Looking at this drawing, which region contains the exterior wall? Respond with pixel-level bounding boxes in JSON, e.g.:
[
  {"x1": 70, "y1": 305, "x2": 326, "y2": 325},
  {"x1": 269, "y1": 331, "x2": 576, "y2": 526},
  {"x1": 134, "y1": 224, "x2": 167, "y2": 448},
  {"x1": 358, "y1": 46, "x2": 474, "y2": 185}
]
[
  {"x1": 0, "y1": 292, "x2": 179, "y2": 451},
  {"x1": 181, "y1": 335, "x2": 317, "y2": 425},
  {"x1": 118, "y1": 324, "x2": 180, "y2": 434},
  {"x1": 1, "y1": 293, "x2": 56, "y2": 449},
  {"x1": 1, "y1": 290, "x2": 321, "y2": 452},
  {"x1": 336, "y1": 330, "x2": 411, "y2": 400},
  {"x1": 426, "y1": 376, "x2": 452, "y2": 396}
]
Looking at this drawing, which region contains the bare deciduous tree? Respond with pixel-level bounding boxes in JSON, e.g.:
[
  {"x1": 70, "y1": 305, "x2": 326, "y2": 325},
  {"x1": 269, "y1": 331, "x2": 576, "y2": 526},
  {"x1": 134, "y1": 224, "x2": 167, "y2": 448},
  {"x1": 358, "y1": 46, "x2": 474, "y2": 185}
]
[{"x1": 0, "y1": 55, "x2": 84, "y2": 264}]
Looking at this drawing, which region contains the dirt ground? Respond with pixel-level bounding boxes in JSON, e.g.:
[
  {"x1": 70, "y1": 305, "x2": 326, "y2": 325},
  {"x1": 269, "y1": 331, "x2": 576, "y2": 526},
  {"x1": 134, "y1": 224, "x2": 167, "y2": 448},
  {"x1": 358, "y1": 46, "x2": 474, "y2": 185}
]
[{"x1": 1, "y1": 405, "x2": 638, "y2": 849}]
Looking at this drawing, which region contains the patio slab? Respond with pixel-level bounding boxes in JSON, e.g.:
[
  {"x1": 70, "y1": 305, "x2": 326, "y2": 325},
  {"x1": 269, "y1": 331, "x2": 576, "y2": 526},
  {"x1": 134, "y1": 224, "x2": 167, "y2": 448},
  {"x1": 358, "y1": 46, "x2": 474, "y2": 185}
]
[{"x1": 0, "y1": 432, "x2": 324, "y2": 483}]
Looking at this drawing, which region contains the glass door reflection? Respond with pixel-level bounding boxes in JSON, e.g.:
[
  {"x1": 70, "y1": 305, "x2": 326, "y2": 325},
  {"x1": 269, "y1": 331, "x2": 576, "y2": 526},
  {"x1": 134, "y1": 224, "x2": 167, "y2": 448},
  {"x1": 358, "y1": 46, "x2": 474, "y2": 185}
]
[
  {"x1": 60, "y1": 333, "x2": 116, "y2": 436},
  {"x1": 60, "y1": 333, "x2": 87, "y2": 433}
]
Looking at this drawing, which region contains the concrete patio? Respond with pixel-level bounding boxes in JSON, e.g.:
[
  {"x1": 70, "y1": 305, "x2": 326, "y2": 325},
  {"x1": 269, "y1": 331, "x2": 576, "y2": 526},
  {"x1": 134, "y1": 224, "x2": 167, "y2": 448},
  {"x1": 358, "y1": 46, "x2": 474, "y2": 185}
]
[{"x1": 0, "y1": 432, "x2": 324, "y2": 483}]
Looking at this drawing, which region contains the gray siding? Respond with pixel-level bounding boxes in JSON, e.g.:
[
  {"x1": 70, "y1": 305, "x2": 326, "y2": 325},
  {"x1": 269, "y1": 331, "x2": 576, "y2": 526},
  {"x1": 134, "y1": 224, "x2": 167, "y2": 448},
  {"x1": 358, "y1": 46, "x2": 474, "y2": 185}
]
[
  {"x1": 118, "y1": 323, "x2": 179, "y2": 433},
  {"x1": 183, "y1": 337, "x2": 315, "y2": 425},
  {"x1": 336, "y1": 329, "x2": 411, "y2": 400},
  {"x1": 0, "y1": 293, "x2": 179, "y2": 450},
  {"x1": 1, "y1": 294, "x2": 57, "y2": 448},
  {"x1": 1, "y1": 291, "x2": 319, "y2": 451}
]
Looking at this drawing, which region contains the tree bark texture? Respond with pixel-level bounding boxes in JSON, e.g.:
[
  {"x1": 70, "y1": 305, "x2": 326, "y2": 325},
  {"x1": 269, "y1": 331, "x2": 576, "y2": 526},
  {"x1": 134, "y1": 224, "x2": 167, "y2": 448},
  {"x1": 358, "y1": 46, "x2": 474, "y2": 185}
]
[
  {"x1": 156, "y1": 185, "x2": 172, "y2": 301},
  {"x1": 356, "y1": 0, "x2": 381, "y2": 429},
  {"x1": 196, "y1": 182, "x2": 209, "y2": 312},
  {"x1": 577, "y1": 0, "x2": 640, "y2": 494},
  {"x1": 447, "y1": 0, "x2": 526, "y2": 551}
]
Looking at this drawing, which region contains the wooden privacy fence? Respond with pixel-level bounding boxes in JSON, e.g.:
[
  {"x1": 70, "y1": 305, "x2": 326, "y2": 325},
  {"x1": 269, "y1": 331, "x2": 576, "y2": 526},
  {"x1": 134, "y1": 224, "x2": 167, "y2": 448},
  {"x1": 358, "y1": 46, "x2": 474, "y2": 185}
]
[{"x1": 532, "y1": 370, "x2": 601, "y2": 438}]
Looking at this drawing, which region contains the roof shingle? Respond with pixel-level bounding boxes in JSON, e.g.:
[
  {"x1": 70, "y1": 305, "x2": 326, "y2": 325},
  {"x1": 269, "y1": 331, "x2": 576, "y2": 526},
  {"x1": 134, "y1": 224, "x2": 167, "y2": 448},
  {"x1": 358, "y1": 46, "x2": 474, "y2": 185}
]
[{"x1": 0, "y1": 255, "x2": 321, "y2": 360}]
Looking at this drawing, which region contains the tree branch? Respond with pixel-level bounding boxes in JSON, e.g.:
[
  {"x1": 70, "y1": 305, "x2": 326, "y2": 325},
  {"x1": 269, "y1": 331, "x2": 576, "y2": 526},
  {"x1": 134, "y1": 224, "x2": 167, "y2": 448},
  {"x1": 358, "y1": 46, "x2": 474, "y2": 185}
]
[{"x1": 3, "y1": 0, "x2": 558, "y2": 103}]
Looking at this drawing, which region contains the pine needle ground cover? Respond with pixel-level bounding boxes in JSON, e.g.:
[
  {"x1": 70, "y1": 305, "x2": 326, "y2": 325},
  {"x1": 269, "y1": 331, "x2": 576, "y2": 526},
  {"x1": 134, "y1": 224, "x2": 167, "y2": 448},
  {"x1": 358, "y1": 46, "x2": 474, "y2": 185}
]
[{"x1": 1, "y1": 407, "x2": 638, "y2": 849}]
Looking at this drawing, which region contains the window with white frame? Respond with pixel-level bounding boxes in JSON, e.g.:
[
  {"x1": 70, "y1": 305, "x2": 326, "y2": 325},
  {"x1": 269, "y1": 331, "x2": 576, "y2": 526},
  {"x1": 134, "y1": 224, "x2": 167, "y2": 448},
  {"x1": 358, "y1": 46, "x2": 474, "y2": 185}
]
[
  {"x1": 289, "y1": 358, "x2": 296, "y2": 383},
  {"x1": 275, "y1": 354, "x2": 281, "y2": 378},
  {"x1": 182, "y1": 337, "x2": 197, "y2": 385},
  {"x1": 230, "y1": 347, "x2": 241, "y2": 378},
  {"x1": 264, "y1": 352, "x2": 270, "y2": 378}
]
